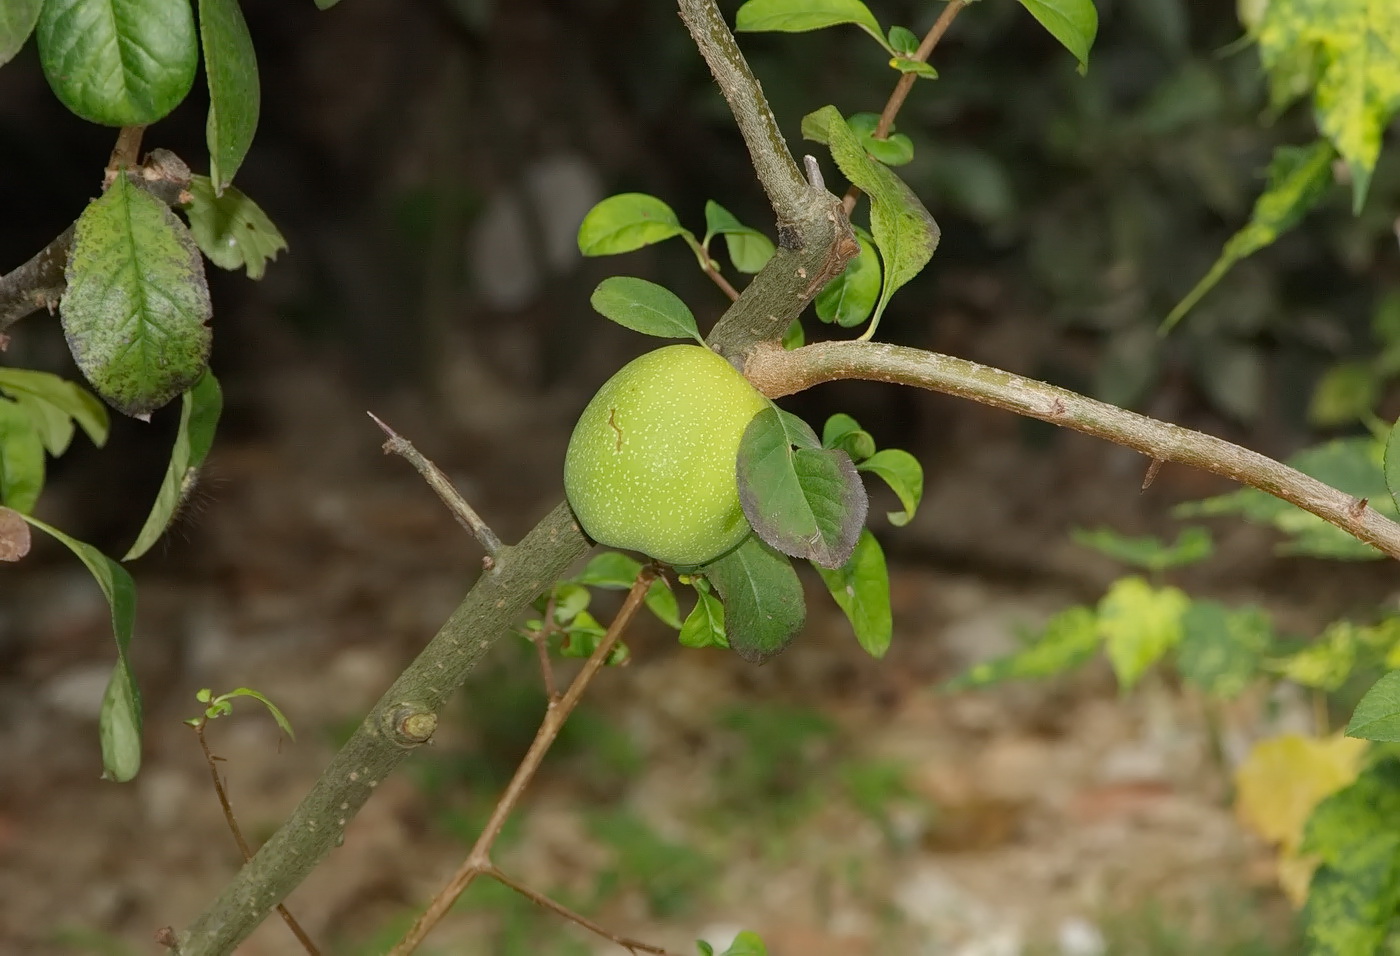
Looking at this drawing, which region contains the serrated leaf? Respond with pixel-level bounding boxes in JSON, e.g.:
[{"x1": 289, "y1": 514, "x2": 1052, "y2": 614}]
[
  {"x1": 0, "y1": 506, "x2": 31, "y2": 561},
  {"x1": 814, "y1": 228, "x2": 880, "y2": 327},
  {"x1": 37, "y1": 0, "x2": 198, "y2": 125},
  {"x1": 63, "y1": 175, "x2": 212, "y2": 416},
  {"x1": 1015, "y1": 0, "x2": 1099, "y2": 70},
  {"x1": 200, "y1": 0, "x2": 260, "y2": 192},
  {"x1": 821, "y1": 413, "x2": 876, "y2": 462},
  {"x1": 703, "y1": 201, "x2": 775, "y2": 274},
  {"x1": 735, "y1": 0, "x2": 888, "y2": 51},
  {"x1": 1385, "y1": 418, "x2": 1400, "y2": 513},
  {"x1": 1162, "y1": 140, "x2": 1334, "y2": 333},
  {"x1": 814, "y1": 529, "x2": 892, "y2": 658},
  {"x1": 575, "y1": 551, "x2": 645, "y2": 589},
  {"x1": 857, "y1": 448, "x2": 922, "y2": 526},
  {"x1": 1300, "y1": 759, "x2": 1400, "y2": 952},
  {"x1": 0, "y1": 368, "x2": 110, "y2": 454},
  {"x1": 1097, "y1": 576, "x2": 1189, "y2": 690},
  {"x1": 0, "y1": 0, "x2": 42, "y2": 68},
  {"x1": 945, "y1": 605, "x2": 1100, "y2": 690},
  {"x1": 1070, "y1": 525, "x2": 1214, "y2": 572},
  {"x1": 705, "y1": 535, "x2": 805, "y2": 664},
  {"x1": 737, "y1": 407, "x2": 866, "y2": 568},
  {"x1": 679, "y1": 588, "x2": 726, "y2": 649},
  {"x1": 124, "y1": 371, "x2": 222, "y2": 560},
  {"x1": 1346, "y1": 671, "x2": 1400, "y2": 741},
  {"x1": 1254, "y1": 0, "x2": 1400, "y2": 212},
  {"x1": 590, "y1": 277, "x2": 702, "y2": 343},
  {"x1": 1176, "y1": 601, "x2": 1273, "y2": 698},
  {"x1": 804, "y1": 105, "x2": 939, "y2": 340},
  {"x1": 0, "y1": 398, "x2": 45, "y2": 513},
  {"x1": 184, "y1": 174, "x2": 287, "y2": 280},
  {"x1": 578, "y1": 193, "x2": 688, "y2": 256},
  {"x1": 20, "y1": 514, "x2": 141, "y2": 781}
]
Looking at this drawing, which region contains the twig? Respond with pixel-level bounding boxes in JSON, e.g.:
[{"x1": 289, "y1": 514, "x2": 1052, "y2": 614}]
[
  {"x1": 704, "y1": 261, "x2": 741, "y2": 302},
  {"x1": 843, "y1": 0, "x2": 967, "y2": 216},
  {"x1": 367, "y1": 411, "x2": 504, "y2": 560},
  {"x1": 534, "y1": 593, "x2": 562, "y2": 701},
  {"x1": 486, "y1": 866, "x2": 684, "y2": 956},
  {"x1": 191, "y1": 721, "x2": 320, "y2": 955},
  {"x1": 107, "y1": 125, "x2": 147, "y2": 176},
  {"x1": 744, "y1": 339, "x2": 1400, "y2": 560},
  {"x1": 391, "y1": 570, "x2": 657, "y2": 955}
]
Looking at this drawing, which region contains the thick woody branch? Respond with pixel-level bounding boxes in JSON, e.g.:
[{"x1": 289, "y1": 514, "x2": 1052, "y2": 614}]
[{"x1": 744, "y1": 341, "x2": 1400, "y2": 560}]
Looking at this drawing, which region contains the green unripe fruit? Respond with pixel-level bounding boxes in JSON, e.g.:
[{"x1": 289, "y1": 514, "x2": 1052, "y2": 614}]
[{"x1": 564, "y1": 344, "x2": 768, "y2": 567}]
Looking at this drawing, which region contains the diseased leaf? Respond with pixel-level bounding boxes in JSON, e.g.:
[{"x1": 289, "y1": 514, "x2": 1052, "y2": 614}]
[
  {"x1": 21, "y1": 514, "x2": 142, "y2": 781},
  {"x1": 735, "y1": 0, "x2": 888, "y2": 51},
  {"x1": 737, "y1": 407, "x2": 867, "y2": 569},
  {"x1": 0, "y1": 368, "x2": 109, "y2": 454},
  {"x1": 0, "y1": 0, "x2": 42, "y2": 68},
  {"x1": 184, "y1": 174, "x2": 287, "y2": 280},
  {"x1": 590, "y1": 277, "x2": 702, "y2": 343},
  {"x1": 1162, "y1": 140, "x2": 1334, "y2": 332},
  {"x1": 1346, "y1": 671, "x2": 1400, "y2": 741},
  {"x1": 200, "y1": 0, "x2": 260, "y2": 192},
  {"x1": 37, "y1": 0, "x2": 198, "y2": 125},
  {"x1": 857, "y1": 448, "x2": 922, "y2": 526},
  {"x1": 1097, "y1": 576, "x2": 1189, "y2": 689},
  {"x1": 578, "y1": 193, "x2": 689, "y2": 256},
  {"x1": 705, "y1": 535, "x2": 805, "y2": 664},
  {"x1": 63, "y1": 175, "x2": 212, "y2": 417},
  {"x1": 1015, "y1": 0, "x2": 1099, "y2": 70},
  {"x1": 945, "y1": 605, "x2": 1100, "y2": 690},
  {"x1": 814, "y1": 529, "x2": 892, "y2": 658},
  {"x1": 0, "y1": 398, "x2": 45, "y2": 513},
  {"x1": 124, "y1": 371, "x2": 222, "y2": 560}
]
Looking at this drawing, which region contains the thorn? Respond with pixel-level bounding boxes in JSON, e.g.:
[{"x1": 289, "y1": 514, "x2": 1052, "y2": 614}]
[
  {"x1": 1141, "y1": 458, "x2": 1164, "y2": 491},
  {"x1": 1349, "y1": 497, "x2": 1369, "y2": 520},
  {"x1": 803, "y1": 154, "x2": 825, "y2": 192}
]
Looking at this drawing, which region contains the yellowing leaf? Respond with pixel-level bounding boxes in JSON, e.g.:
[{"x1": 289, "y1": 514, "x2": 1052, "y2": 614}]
[
  {"x1": 1096, "y1": 576, "x2": 1189, "y2": 689},
  {"x1": 1234, "y1": 732, "x2": 1368, "y2": 903},
  {"x1": 1253, "y1": 0, "x2": 1400, "y2": 210}
]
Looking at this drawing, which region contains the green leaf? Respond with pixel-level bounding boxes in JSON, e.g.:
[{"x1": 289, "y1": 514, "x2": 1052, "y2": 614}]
[
  {"x1": 781, "y1": 318, "x2": 805, "y2": 350},
  {"x1": 737, "y1": 407, "x2": 867, "y2": 569},
  {"x1": 1015, "y1": 0, "x2": 1099, "y2": 70},
  {"x1": 946, "y1": 605, "x2": 1100, "y2": 690},
  {"x1": 215, "y1": 687, "x2": 295, "y2": 739},
  {"x1": 703, "y1": 201, "x2": 775, "y2": 274},
  {"x1": 578, "y1": 193, "x2": 689, "y2": 256},
  {"x1": 1311, "y1": 362, "x2": 1381, "y2": 427},
  {"x1": 37, "y1": 0, "x2": 198, "y2": 125},
  {"x1": 1385, "y1": 418, "x2": 1400, "y2": 514},
  {"x1": 0, "y1": 398, "x2": 45, "y2": 513},
  {"x1": 200, "y1": 0, "x2": 260, "y2": 192},
  {"x1": 821, "y1": 413, "x2": 876, "y2": 462},
  {"x1": 313, "y1": 0, "x2": 341, "y2": 8},
  {"x1": 1254, "y1": 0, "x2": 1400, "y2": 212},
  {"x1": 124, "y1": 371, "x2": 222, "y2": 560},
  {"x1": 889, "y1": 57, "x2": 938, "y2": 79},
  {"x1": 575, "y1": 551, "x2": 645, "y2": 589},
  {"x1": 721, "y1": 932, "x2": 770, "y2": 956},
  {"x1": 63, "y1": 174, "x2": 212, "y2": 417},
  {"x1": 705, "y1": 535, "x2": 806, "y2": 664},
  {"x1": 0, "y1": 368, "x2": 109, "y2": 454},
  {"x1": 804, "y1": 105, "x2": 940, "y2": 341},
  {"x1": 1070, "y1": 526, "x2": 1214, "y2": 572},
  {"x1": 21, "y1": 514, "x2": 141, "y2": 781},
  {"x1": 814, "y1": 228, "x2": 881, "y2": 327},
  {"x1": 1162, "y1": 140, "x2": 1335, "y2": 333},
  {"x1": 846, "y1": 113, "x2": 916, "y2": 167},
  {"x1": 1347, "y1": 671, "x2": 1400, "y2": 742},
  {"x1": 735, "y1": 0, "x2": 889, "y2": 51},
  {"x1": 0, "y1": 0, "x2": 42, "y2": 68},
  {"x1": 887, "y1": 25, "x2": 919, "y2": 55},
  {"x1": 183, "y1": 174, "x2": 288, "y2": 280},
  {"x1": 1300, "y1": 759, "x2": 1400, "y2": 955},
  {"x1": 679, "y1": 587, "x2": 726, "y2": 649},
  {"x1": 857, "y1": 448, "x2": 923, "y2": 526},
  {"x1": 1176, "y1": 436, "x2": 1393, "y2": 560},
  {"x1": 645, "y1": 578, "x2": 682, "y2": 629},
  {"x1": 814, "y1": 529, "x2": 892, "y2": 658},
  {"x1": 1097, "y1": 576, "x2": 1189, "y2": 690},
  {"x1": 590, "y1": 277, "x2": 702, "y2": 343},
  {"x1": 1274, "y1": 620, "x2": 1358, "y2": 691},
  {"x1": 1176, "y1": 602, "x2": 1274, "y2": 699}
]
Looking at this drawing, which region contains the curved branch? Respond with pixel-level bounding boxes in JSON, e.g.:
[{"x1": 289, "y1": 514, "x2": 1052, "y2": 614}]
[{"x1": 744, "y1": 340, "x2": 1400, "y2": 560}]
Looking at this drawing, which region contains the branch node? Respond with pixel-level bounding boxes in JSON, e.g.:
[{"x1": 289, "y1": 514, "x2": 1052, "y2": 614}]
[{"x1": 387, "y1": 704, "x2": 438, "y2": 746}]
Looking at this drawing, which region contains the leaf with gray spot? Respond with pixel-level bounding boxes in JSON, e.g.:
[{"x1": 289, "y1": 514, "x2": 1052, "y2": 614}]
[{"x1": 62, "y1": 175, "x2": 212, "y2": 417}]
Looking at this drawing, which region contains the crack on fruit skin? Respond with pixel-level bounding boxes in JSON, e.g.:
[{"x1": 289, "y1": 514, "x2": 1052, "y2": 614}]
[{"x1": 608, "y1": 407, "x2": 623, "y2": 451}]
